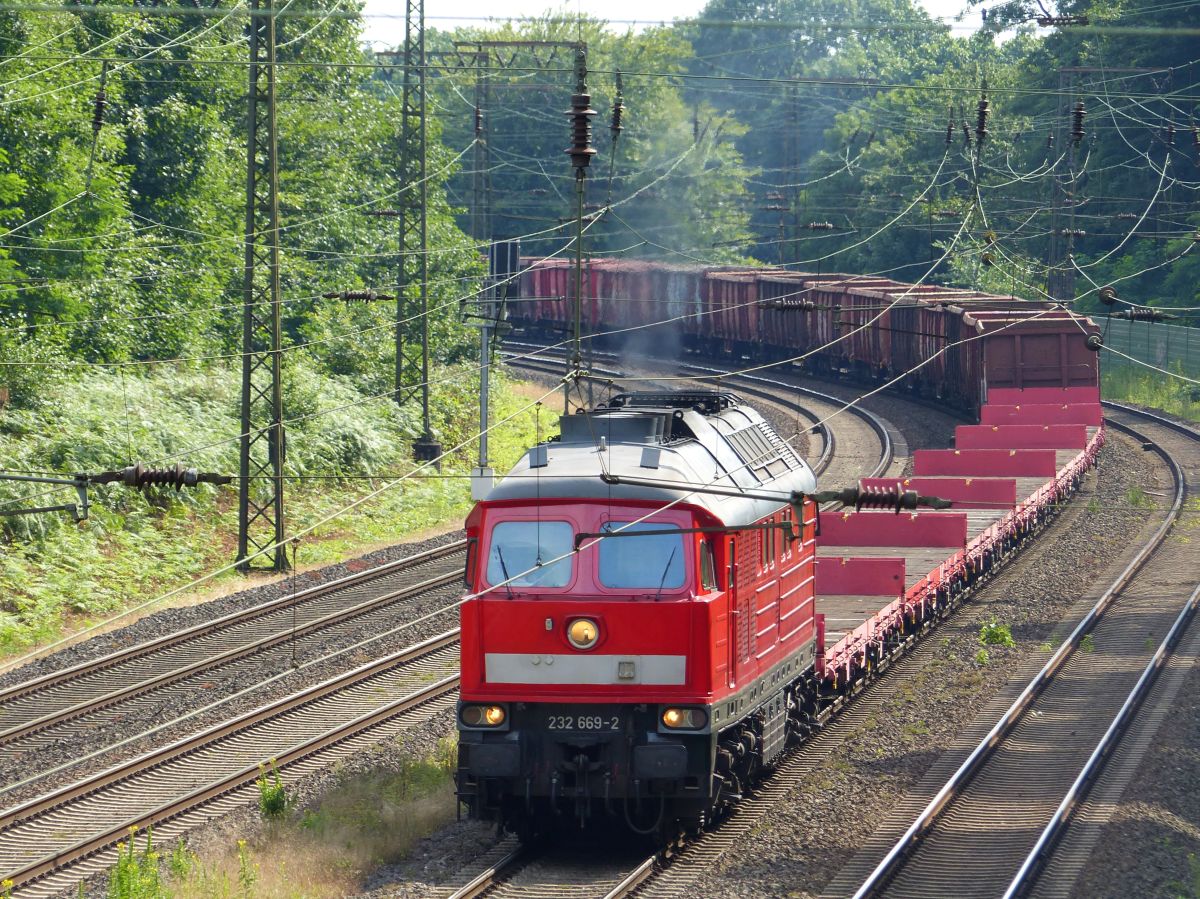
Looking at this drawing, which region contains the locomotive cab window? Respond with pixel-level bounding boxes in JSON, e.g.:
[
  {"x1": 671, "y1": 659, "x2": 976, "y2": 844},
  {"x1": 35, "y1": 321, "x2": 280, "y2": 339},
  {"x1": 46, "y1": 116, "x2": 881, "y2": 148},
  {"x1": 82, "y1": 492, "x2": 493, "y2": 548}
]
[
  {"x1": 485, "y1": 520, "x2": 574, "y2": 588},
  {"x1": 699, "y1": 540, "x2": 719, "y2": 592},
  {"x1": 599, "y1": 522, "x2": 686, "y2": 591}
]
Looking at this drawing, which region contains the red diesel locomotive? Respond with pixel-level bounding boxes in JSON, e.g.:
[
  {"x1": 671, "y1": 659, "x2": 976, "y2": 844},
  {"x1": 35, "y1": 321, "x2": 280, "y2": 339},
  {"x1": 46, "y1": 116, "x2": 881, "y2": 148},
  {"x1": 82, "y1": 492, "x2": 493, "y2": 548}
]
[{"x1": 456, "y1": 392, "x2": 821, "y2": 838}]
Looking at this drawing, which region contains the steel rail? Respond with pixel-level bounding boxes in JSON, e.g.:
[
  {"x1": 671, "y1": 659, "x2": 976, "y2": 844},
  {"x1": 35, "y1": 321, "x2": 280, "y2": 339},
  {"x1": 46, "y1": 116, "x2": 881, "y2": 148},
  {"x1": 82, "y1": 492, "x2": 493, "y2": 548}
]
[
  {"x1": 601, "y1": 853, "x2": 658, "y2": 897},
  {"x1": 2, "y1": 630, "x2": 462, "y2": 890},
  {"x1": 0, "y1": 538, "x2": 466, "y2": 695},
  {"x1": 1003, "y1": 580, "x2": 1200, "y2": 898},
  {"x1": 0, "y1": 567, "x2": 463, "y2": 745},
  {"x1": 444, "y1": 848, "x2": 658, "y2": 899},
  {"x1": 850, "y1": 407, "x2": 1190, "y2": 899},
  {"x1": 444, "y1": 848, "x2": 526, "y2": 899},
  {"x1": 998, "y1": 402, "x2": 1200, "y2": 898}
]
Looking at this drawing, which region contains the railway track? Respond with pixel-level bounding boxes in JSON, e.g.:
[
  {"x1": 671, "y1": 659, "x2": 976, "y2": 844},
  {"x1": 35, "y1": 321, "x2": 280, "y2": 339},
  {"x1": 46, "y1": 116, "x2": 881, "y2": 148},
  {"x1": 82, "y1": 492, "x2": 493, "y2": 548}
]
[
  {"x1": 438, "y1": 346, "x2": 905, "y2": 899},
  {"x1": 813, "y1": 403, "x2": 1200, "y2": 899},
  {"x1": 499, "y1": 343, "x2": 902, "y2": 484},
  {"x1": 0, "y1": 539, "x2": 467, "y2": 792},
  {"x1": 0, "y1": 356, "x2": 882, "y2": 895},
  {"x1": 1, "y1": 630, "x2": 461, "y2": 897},
  {"x1": 442, "y1": 845, "x2": 657, "y2": 899}
]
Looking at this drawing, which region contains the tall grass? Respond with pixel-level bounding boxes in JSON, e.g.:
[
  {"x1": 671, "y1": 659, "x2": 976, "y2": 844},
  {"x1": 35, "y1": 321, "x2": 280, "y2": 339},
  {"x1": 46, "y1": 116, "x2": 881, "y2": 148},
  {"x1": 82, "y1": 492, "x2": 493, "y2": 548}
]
[
  {"x1": 1102, "y1": 364, "x2": 1200, "y2": 423},
  {"x1": 164, "y1": 738, "x2": 460, "y2": 899},
  {"x1": 0, "y1": 362, "x2": 547, "y2": 655}
]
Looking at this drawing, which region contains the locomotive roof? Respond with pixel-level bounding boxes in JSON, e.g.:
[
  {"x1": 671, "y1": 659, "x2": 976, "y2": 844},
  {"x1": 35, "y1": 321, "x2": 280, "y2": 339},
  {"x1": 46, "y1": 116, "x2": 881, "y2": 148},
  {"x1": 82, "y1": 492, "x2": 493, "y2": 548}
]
[{"x1": 484, "y1": 392, "x2": 817, "y2": 526}]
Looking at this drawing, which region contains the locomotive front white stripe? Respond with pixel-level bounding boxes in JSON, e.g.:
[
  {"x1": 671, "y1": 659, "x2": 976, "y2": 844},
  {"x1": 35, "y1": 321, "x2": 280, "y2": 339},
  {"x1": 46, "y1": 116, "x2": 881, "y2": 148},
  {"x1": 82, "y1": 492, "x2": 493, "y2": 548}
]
[{"x1": 484, "y1": 653, "x2": 687, "y2": 685}]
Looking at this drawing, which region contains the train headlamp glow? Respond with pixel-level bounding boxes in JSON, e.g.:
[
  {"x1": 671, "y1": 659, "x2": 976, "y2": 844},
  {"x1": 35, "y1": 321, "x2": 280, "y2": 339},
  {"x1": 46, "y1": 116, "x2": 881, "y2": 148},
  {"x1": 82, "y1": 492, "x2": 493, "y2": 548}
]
[
  {"x1": 661, "y1": 707, "x2": 707, "y2": 730},
  {"x1": 567, "y1": 618, "x2": 600, "y2": 650},
  {"x1": 461, "y1": 704, "x2": 506, "y2": 727}
]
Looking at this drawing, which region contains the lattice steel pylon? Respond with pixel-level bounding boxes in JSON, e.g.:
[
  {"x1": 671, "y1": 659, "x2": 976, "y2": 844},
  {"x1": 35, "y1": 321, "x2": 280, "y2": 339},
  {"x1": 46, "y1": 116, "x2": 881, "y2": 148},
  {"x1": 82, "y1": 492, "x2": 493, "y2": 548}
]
[
  {"x1": 397, "y1": 0, "x2": 441, "y2": 464},
  {"x1": 237, "y1": 0, "x2": 287, "y2": 571}
]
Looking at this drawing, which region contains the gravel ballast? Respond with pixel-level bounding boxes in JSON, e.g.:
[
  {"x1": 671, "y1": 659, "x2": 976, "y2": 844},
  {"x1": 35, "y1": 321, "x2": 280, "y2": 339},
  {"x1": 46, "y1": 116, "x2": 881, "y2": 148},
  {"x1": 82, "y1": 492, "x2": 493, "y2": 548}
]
[{"x1": 0, "y1": 530, "x2": 465, "y2": 805}]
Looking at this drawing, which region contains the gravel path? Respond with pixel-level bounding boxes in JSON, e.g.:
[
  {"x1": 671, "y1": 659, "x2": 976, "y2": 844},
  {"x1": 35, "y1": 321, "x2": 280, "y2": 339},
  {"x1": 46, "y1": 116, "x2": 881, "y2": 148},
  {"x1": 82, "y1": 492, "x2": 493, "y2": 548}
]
[{"x1": 678, "y1": 433, "x2": 1162, "y2": 899}]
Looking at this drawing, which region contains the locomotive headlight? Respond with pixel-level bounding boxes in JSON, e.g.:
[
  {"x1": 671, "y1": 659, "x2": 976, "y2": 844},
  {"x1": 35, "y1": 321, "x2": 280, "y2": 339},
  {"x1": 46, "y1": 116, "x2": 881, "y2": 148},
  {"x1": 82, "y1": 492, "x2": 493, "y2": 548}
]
[
  {"x1": 567, "y1": 617, "x2": 600, "y2": 650},
  {"x1": 661, "y1": 707, "x2": 708, "y2": 730},
  {"x1": 461, "y1": 704, "x2": 507, "y2": 728}
]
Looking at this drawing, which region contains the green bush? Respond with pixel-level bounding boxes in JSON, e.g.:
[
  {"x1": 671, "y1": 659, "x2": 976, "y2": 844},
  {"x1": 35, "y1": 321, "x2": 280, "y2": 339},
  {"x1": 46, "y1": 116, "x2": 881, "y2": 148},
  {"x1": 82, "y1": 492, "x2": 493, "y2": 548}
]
[
  {"x1": 1102, "y1": 365, "x2": 1199, "y2": 424},
  {"x1": 257, "y1": 761, "x2": 289, "y2": 819},
  {"x1": 0, "y1": 360, "x2": 544, "y2": 654},
  {"x1": 107, "y1": 828, "x2": 167, "y2": 899},
  {"x1": 978, "y1": 618, "x2": 1016, "y2": 648}
]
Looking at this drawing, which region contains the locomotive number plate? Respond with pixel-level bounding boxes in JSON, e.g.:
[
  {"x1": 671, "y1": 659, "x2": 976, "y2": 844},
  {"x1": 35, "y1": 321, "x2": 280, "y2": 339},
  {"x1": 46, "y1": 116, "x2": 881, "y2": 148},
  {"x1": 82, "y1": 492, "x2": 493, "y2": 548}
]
[{"x1": 546, "y1": 714, "x2": 621, "y2": 732}]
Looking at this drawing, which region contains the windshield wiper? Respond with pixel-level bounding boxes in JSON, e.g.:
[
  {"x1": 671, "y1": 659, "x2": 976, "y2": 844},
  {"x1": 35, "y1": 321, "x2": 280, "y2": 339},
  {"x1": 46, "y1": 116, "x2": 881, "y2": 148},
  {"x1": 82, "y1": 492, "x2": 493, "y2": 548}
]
[
  {"x1": 654, "y1": 547, "x2": 678, "y2": 601},
  {"x1": 495, "y1": 546, "x2": 515, "y2": 598}
]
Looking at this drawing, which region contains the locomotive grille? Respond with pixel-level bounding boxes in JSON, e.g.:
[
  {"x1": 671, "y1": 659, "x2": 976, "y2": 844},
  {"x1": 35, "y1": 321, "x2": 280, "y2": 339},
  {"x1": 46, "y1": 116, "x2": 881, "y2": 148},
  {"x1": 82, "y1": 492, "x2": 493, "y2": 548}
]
[
  {"x1": 726, "y1": 423, "x2": 798, "y2": 479},
  {"x1": 735, "y1": 535, "x2": 758, "y2": 664}
]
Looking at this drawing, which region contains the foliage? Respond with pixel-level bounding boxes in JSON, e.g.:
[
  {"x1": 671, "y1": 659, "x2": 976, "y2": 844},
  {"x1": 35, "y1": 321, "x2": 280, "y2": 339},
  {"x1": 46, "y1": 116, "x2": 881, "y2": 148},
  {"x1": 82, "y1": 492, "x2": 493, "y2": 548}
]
[
  {"x1": 974, "y1": 647, "x2": 990, "y2": 665},
  {"x1": 257, "y1": 761, "x2": 289, "y2": 819},
  {"x1": 236, "y1": 841, "x2": 257, "y2": 898},
  {"x1": 978, "y1": 618, "x2": 1016, "y2": 647},
  {"x1": 108, "y1": 828, "x2": 166, "y2": 899},
  {"x1": 430, "y1": 16, "x2": 757, "y2": 261},
  {"x1": 0, "y1": 3, "x2": 476, "y2": 365},
  {"x1": 1080, "y1": 633, "x2": 1095, "y2": 653},
  {"x1": 0, "y1": 363, "x2": 545, "y2": 655},
  {"x1": 1102, "y1": 365, "x2": 1200, "y2": 424},
  {"x1": 1126, "y1": 485, "x2": 1155, "y2": 509}
]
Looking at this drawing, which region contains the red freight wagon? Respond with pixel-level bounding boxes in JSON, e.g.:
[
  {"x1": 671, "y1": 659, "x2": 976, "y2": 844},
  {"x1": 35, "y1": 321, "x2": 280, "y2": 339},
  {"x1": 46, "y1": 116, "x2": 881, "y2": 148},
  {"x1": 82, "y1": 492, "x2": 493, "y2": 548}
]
[
  {"x1": 706, "y1": 270, "x2": 761, "y2": 350},
  {"x1": 757, "y1": 272, "x2": 817, "y2": 361},
  {"x1": 513, "y1": 257, "x2": 1101, "y2": 420},
  {"x1": 971, "y1": 310, "x2": 1100, "y2": 396},
  {"x1": 665, "y1": 265, "x2": 706, "y2": 341}
]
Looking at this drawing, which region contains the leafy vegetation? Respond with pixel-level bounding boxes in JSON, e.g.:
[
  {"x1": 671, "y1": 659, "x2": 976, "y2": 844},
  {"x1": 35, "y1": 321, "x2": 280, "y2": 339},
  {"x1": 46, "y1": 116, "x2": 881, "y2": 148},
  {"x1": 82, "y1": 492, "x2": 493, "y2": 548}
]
[
  {"x1": 1102, "y1": 366, "x2": 1200, "y2": 425},
  {"x1": 0, "y1": 365, "x2": 549, "y2": 654},
  {"x1": 108, "y1": 829, "x2": 164, "y2": 899},
  {"x1": 257, "y1": 762, "x2": 289, "y2": 819},
  {"x1": 978, "y1": 618, "x2": 1016, "y2": 648}
]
